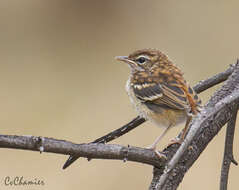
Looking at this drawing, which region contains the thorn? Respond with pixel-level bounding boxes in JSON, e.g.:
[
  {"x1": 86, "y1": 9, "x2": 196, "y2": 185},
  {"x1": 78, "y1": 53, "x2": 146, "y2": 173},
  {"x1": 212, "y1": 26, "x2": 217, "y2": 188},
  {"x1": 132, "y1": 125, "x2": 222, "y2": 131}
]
[
  {"x1": 231, "y1": 156, "x2": 238, "y2": 166},
  {"x1": 38, "y1": 137, "x2": 45, "y2": 154},
  {"x1": 122, "y1": 145, "x2": 130, "y2": 163},
  {"x1": 39, "y1": 146, "x2": 44, "y2": 154}
]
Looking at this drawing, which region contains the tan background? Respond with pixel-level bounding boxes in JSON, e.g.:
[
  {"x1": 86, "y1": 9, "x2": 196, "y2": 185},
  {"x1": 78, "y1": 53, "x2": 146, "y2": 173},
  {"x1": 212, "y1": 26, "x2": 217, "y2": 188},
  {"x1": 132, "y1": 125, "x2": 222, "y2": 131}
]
[{"x1": 0, "y1": 1, "x2": 238, "y2": 190}]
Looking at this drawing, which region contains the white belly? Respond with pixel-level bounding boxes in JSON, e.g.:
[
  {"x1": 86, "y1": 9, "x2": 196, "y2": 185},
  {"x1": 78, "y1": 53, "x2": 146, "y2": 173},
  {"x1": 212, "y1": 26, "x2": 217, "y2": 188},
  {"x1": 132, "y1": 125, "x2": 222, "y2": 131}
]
[{"x1": 125, "y1": 79, "x2": 150, "y2": 118}]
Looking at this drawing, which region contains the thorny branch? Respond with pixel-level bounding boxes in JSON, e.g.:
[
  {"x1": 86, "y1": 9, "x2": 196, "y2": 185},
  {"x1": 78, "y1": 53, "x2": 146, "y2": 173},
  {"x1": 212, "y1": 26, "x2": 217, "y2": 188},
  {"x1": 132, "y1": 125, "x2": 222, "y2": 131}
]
[
  {"x1": 0, "y1": 63, "x2": 238, "y2": 190},
  {"x1": 0, "y1": 135, "x2": 166, "y2": 167}
]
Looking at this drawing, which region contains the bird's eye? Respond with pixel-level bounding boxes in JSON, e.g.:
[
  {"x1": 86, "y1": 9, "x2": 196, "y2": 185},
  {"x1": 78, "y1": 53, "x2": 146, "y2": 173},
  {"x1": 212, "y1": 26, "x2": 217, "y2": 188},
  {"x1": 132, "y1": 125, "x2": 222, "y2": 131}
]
[{"x1": 136, "y1": 56, "x2": 147, "y2": 64}]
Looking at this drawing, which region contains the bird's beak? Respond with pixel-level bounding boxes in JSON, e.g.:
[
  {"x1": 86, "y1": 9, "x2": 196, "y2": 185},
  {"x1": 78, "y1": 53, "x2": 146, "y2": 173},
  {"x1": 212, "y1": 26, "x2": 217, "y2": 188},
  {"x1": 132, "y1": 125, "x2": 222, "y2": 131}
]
[
  {"x1": 115, "y1": 56, "x2": 136, "y2": 67},
  {"x1": 115, "y1": 56, "x2": 129, "y2": 62}
]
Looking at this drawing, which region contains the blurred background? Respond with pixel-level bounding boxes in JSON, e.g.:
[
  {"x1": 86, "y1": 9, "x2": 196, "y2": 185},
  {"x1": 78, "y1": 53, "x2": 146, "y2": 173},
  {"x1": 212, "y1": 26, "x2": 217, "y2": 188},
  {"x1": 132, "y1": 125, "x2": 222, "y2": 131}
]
[{"x1": 0, "y1": 1, "x2": 238, "y2": 189}]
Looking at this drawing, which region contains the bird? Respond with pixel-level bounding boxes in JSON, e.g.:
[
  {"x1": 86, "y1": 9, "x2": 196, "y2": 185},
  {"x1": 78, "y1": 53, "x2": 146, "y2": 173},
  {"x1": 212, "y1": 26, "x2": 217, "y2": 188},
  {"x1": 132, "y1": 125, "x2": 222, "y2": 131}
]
[
  {"x1": 62, "y1": 49, "x2": 201, "y2": 169},
  {"x1": 116, "y1": 49, "x2": 201, "y2": 156}
]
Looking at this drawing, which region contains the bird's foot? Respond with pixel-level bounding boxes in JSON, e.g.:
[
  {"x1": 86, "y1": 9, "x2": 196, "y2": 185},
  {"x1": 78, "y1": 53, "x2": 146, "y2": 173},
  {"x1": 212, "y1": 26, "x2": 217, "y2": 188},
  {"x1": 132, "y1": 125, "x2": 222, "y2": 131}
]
[
  {"x1": 146, "y1": 145, "x2": 167, "y2": 160},
  {"x1": 167, "y1": 137, "x2": 183, "y2": 147},
  {"x1": 154, "y1": 150, "x2": 167, "y2": 159}
]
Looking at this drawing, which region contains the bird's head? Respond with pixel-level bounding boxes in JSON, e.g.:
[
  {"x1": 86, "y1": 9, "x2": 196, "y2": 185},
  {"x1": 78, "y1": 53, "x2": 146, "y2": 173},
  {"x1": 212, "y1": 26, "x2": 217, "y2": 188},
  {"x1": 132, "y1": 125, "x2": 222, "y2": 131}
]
[{"x1": 116, "y1": 49, "x2": 169, "y2": 73}]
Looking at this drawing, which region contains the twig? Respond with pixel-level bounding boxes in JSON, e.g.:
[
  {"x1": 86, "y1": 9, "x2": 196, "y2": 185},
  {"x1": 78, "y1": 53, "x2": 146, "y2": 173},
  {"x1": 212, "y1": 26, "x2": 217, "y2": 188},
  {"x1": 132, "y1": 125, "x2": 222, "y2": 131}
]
[
  {"x1": 91, "y1": 116, "x2": 145, "y2": 144},
  {"x1": 193, "y1": 63, "x2": 234, "y2": 93},
  {"x1": 220, "y1": 108, "x2": 238, "y2": 190},
  {"x1": 63, "y1": 116, "x2": 146, "y2": 169},
  {"x1": 0, "y1": 135, "x2": 166, "y2": 167}
]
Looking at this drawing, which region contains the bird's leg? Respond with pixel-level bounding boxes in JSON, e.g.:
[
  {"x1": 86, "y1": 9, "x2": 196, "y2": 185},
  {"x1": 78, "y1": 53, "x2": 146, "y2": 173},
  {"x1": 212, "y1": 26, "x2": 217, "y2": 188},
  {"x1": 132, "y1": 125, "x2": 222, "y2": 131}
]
[
  {"x1": 168, "y1": 116, "x2": 192, "y2": 146},
  {"x1": 180, "y1": 115, "x2": 192, "y2": 141},
  {"x1": 147, "y1": 125, "x2": 171, "y2": 158}
]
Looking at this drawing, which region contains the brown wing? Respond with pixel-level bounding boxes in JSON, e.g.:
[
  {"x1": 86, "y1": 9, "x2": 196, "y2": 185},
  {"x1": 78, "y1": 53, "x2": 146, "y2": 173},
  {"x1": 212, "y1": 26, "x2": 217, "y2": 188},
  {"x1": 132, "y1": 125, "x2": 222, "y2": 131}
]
[{"x1": 132, "y1": 82, "x2": 190, "y2": 111}]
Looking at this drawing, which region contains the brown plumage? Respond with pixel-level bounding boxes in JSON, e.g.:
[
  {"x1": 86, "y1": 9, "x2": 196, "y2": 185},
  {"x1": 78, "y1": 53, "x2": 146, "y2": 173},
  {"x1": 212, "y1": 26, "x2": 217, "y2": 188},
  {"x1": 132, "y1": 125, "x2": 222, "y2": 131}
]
[{"x1": 116, "y1": 49, "x2": 201, "y2": 154}]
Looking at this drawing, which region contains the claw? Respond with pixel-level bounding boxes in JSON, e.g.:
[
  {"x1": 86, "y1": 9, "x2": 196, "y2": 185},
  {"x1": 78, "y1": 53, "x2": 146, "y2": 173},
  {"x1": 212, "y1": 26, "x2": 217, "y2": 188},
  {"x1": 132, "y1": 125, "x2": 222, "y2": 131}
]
[
  {"x1": 154, "y1": 150, "x2": 167, "y2": 160},
  {"x1": 146, "y1": 146, "x2": 167, "y2": 160}
]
